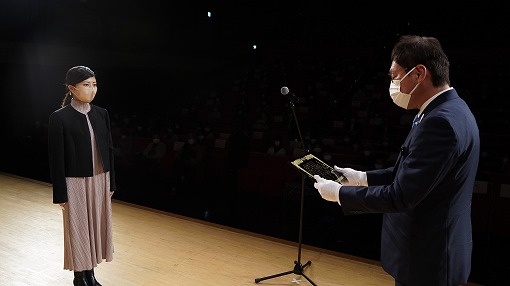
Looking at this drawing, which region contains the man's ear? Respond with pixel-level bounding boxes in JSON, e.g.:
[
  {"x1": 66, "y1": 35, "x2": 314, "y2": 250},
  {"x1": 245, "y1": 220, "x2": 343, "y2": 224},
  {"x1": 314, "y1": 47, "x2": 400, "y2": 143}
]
[{"x1": 416, "y1": 65, "x2": 427, "y2": 78}]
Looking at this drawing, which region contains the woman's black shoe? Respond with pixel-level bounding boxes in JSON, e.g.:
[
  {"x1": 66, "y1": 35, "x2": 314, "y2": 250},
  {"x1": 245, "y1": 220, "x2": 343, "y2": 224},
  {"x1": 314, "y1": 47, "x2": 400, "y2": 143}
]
[
  {"x1": 84, "y1": 269, "x2": 102, "y2": 286},
  {"x1": 73, "y1": 271, "x2": 90, "y2": 286}
]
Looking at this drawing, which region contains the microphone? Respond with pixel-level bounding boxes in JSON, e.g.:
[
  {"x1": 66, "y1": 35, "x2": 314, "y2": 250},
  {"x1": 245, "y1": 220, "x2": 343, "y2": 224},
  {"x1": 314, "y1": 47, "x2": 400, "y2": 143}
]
[{"x1": 280, "y1": 86, "x2": 300, "y2": 102}]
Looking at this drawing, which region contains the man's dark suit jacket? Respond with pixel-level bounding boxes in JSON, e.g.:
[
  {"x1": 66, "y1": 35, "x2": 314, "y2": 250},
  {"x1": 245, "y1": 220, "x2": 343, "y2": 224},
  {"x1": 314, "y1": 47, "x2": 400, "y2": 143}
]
[
  {"x1": 48, "y1": 104, "x2": 116, "y2": 204},
  {"x1": 339, "y1": 89, "x2": 480, "y2": 286}
]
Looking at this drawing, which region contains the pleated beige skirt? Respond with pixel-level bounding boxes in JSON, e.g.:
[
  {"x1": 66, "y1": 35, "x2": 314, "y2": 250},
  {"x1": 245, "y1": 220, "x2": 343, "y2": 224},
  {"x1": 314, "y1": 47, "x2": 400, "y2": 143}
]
[{"x1": 62, "y1": 172, "x2": 114, "y2": 271}]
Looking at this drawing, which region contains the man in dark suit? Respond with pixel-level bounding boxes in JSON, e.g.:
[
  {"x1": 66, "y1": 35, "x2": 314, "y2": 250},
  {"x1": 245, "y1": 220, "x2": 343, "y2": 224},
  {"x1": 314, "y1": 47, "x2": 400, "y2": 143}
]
[{"x1": 313, "y1": 35, "x2": 480, "y2": 286}]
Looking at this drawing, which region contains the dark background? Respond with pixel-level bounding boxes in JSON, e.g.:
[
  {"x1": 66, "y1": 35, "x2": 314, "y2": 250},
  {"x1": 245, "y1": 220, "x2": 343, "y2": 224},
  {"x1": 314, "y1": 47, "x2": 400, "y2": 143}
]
[{"x1": 1, "y1": 1, "x2": 509, "y2": 285}]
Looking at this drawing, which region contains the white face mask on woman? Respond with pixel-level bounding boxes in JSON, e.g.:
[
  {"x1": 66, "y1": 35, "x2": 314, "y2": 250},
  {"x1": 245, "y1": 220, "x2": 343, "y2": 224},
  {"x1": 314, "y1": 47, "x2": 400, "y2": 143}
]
[
  {"x1": 389, "y1": 67, "x2": 420, "y2": 109},
  {"x1": 70, "y1": 77, "x2": 97, "y2": 103}
]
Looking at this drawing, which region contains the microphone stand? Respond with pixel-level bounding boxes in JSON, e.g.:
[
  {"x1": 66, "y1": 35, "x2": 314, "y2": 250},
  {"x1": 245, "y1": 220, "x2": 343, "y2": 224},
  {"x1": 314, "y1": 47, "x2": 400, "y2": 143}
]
[{"x1": 255, "y1": 94, "x2": 317, "y2": 285}]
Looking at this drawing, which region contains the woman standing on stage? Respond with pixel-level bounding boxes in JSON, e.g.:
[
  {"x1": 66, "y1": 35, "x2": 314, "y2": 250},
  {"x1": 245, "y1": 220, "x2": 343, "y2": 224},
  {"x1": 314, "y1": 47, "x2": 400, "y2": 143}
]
[{"x1": 48, "y1": 65, "x2": 116, "y2": 286}]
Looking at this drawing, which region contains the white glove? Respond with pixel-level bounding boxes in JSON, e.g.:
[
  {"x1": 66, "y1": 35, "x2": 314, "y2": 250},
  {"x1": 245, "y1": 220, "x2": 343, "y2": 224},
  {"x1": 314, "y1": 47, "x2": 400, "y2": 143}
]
[
  {"x1": 313, "y1": 175, "x2": 341, "y2": 203},
  {"x1": 334, "y1": 166, "x2": 368, "y2": 186}
]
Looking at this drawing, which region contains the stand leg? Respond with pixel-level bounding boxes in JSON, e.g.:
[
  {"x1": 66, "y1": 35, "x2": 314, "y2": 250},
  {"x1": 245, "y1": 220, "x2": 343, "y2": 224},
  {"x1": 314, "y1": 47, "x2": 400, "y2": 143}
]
[
  {"x1": 255, "y1": 260, "x2": 316, "y2": 285},
  {"x1": 254, "y1": 270, "x2": 293, "y2": 283}
]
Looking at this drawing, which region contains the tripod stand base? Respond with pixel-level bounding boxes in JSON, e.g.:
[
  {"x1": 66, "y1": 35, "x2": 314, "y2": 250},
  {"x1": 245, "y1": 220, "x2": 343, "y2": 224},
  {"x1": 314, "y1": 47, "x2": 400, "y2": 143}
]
[{"x1": 255, "y1": 260, "x2": 317, "y2": 285}]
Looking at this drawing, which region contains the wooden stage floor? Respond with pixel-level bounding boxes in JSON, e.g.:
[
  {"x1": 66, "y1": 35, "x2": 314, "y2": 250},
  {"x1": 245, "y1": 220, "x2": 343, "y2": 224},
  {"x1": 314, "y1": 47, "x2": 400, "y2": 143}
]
[{"x1": 0, "y1": 172, "x2": 480, "y2": 285}]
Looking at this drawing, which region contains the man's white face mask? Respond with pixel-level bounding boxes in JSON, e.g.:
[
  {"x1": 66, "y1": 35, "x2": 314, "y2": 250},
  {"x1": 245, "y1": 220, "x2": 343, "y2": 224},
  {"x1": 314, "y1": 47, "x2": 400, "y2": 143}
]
[{"x1": 389, "y1": 67, "x2": 420, "y2": 109}]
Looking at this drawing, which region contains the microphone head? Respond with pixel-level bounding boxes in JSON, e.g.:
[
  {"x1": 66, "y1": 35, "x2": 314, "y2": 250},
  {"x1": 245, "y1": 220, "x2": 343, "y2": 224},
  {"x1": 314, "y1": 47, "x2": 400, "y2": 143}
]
[{"x1": 280, "y1": 86, "x2": 289, "y2": 95}]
